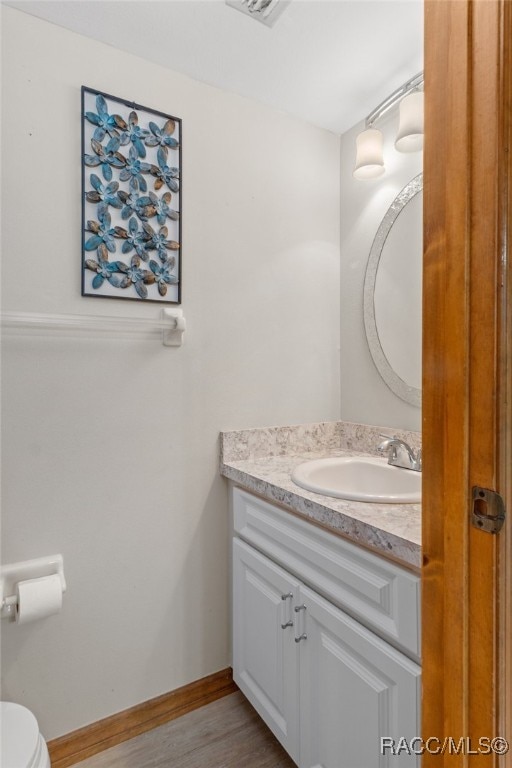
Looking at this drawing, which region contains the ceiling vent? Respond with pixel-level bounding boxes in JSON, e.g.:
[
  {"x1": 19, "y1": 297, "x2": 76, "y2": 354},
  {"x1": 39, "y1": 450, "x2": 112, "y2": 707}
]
[{"x1": 225, "y1": 0, "x2": 289, "y2": 27}]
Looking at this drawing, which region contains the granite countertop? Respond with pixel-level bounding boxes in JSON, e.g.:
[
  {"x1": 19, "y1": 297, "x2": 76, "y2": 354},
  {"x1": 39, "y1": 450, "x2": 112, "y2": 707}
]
[{"x1": 220, "y1": 421, "x2": 421, "y2": 571}]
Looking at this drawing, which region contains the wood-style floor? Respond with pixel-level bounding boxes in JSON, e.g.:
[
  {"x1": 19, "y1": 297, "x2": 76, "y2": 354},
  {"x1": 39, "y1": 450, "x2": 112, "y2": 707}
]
[{"x1": 74, "y1": 691, "x2": 297, "y2": 768}]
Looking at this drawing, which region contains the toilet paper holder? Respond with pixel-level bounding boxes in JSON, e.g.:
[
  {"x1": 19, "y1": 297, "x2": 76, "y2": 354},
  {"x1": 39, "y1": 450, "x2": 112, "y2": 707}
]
[{"x1": 1, "y1": 554, "x2": 66, "y2": 620}]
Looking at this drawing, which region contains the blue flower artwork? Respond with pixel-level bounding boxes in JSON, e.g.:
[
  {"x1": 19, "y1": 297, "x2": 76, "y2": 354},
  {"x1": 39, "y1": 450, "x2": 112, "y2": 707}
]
[
  {"x1": 82, "y1": 87, "x2": 181, "y2": 303},
  {"x1": 149, "y1": 256, "x2": 179, "y2": 297}
]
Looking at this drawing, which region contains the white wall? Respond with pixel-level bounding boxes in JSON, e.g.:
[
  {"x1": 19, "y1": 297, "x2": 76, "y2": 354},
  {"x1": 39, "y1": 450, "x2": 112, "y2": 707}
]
[
  {"x1": 339, "y1": 113, "x2": 422, "y2": 431},
  {"x1": 0, "y1": 7, "x2": 340, "y2": 739}
]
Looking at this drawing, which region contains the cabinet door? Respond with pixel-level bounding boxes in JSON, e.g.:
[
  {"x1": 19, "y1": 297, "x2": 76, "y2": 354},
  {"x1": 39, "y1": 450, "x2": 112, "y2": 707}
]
[
  {"x1": 233, "y1": 538, "x2": 300, "y2": 762},
  {"x1": 298, "y1": 584, "x2": 421, "y2": 768}
]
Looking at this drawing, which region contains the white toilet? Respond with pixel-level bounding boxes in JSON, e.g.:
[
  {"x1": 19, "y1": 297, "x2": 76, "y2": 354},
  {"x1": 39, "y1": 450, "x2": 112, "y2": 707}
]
[{"x1": 0, "y1": 702, "x2": 51, "y2": 768}]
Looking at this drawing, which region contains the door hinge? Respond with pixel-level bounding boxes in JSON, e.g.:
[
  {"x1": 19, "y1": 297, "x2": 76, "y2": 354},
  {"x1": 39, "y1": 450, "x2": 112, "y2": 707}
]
[{"x1": 471, "y1": 486, "x2": 506, "y2": 534}]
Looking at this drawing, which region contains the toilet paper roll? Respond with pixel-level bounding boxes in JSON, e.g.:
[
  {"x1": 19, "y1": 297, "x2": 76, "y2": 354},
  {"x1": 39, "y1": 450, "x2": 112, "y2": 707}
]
[{"x1": 15, "y1": 574, "x2": 63, "y2": 624}]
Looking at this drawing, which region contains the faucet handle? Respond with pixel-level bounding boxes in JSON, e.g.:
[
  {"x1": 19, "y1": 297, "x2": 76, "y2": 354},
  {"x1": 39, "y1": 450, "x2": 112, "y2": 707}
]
[
  {"x1": 377, "y1": 435, "x2": 421, "y2": 471},
  {"x1": 377, "y1": 436, "x2": 399, "y2": 460}
]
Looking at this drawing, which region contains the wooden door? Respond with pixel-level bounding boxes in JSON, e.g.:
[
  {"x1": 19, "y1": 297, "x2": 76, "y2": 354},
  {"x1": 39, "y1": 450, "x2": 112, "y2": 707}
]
[
  {"x1": 298, "y1": 584, "x2": 421, "y2": 768},
  {"x1": 232, "y1": 538, "x2": 301, "y2": 762},
  {"x1": 422, "y1": 0, "x2": 511, "y2": 764}
]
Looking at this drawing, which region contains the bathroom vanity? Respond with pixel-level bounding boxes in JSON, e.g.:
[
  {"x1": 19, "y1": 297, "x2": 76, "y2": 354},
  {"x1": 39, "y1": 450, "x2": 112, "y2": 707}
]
[{"x1": 221, "y1": 421, "x2": 421, "y2": 768}]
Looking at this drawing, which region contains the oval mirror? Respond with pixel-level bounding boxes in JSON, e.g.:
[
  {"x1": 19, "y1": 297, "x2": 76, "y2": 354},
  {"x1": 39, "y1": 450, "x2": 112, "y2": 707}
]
[{"x1": 363, "y1": 174, "x2": 422, "y2": 407}]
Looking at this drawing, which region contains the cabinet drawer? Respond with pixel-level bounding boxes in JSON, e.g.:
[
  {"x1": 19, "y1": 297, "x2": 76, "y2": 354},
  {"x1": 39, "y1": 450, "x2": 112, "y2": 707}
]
[{"x1": 233, "y1": 487, "x2": 420, "y2": 660}]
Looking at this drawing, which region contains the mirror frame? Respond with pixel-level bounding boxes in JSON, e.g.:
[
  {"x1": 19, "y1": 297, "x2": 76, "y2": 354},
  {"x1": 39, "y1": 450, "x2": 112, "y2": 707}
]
[{"x1": 363, "y1": 172, "x2": 423, "y2": 408}]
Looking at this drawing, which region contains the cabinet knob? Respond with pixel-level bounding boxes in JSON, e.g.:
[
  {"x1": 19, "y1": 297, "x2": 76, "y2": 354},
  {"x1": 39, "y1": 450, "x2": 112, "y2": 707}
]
[
  {"x1": 281, "y1": 592, "x2": 294, "y2": 629},
  {"x1": 294, "y1": 604, "x2": 307, "y2": 642}
]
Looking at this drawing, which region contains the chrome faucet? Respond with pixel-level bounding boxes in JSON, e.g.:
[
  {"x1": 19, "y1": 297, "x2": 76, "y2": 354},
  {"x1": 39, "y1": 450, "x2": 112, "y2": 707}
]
[{"x1": 377, "y1": 435, "x2": 422, "y2": 472}]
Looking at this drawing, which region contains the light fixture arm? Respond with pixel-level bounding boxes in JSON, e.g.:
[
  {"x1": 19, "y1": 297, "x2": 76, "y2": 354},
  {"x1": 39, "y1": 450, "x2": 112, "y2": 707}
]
[{"x1": 365, "y1": 72, "x2": 424, "y2": 128}]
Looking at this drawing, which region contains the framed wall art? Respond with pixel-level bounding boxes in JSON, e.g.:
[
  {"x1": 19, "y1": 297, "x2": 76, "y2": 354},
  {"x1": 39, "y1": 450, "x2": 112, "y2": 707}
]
[{"x1": 81, "y1": 86, "x2": 182, "y2": 304}]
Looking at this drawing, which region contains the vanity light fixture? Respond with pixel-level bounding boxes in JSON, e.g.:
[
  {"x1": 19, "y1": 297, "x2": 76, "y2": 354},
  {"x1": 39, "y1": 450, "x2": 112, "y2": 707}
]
[
  {"x1": 353, "y1": 128, "x2": 385, "y2": 180},
  {"x1": 353, "y1": 72, "x2": 424, "y2": 179},
  {"x1": 395, "y1": 91, "x2": 424, "y2": 152}
]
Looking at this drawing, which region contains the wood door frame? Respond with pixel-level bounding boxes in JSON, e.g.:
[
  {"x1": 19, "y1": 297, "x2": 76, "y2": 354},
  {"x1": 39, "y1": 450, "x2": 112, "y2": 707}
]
[
  {"x1": 423, "y1": 0, "x2": 511, "y2": 764},
  {"x1": 498, "y1": 0, "x2": 512, "y2": 752}
]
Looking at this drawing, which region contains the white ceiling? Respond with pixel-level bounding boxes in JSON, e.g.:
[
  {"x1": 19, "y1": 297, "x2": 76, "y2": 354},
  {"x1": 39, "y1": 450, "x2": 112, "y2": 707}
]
[{"x1": 5, "y1": 0, "x2": 423, "y2": 134}]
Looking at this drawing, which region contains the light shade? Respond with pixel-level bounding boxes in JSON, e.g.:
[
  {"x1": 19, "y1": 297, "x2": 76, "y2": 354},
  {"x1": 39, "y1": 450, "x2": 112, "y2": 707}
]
[
  {"x1": 395, "y1": 91, "x2": 424, "y2": 152},
  {"x1": 353, "y1": 128, "x2": 385, "y2": 180}
]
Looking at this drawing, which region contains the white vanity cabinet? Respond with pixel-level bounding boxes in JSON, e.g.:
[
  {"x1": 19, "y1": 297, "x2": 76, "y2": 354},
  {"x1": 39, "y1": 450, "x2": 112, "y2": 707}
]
[{"x1": 232, "y1": 487, "x2": 421, "y2": 768}]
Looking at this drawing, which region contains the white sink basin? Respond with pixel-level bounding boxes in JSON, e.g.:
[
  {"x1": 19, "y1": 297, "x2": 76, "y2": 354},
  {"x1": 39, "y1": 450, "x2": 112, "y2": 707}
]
[{"x1": 291, "y1": 456, "x2": 421, "y2": 503}]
